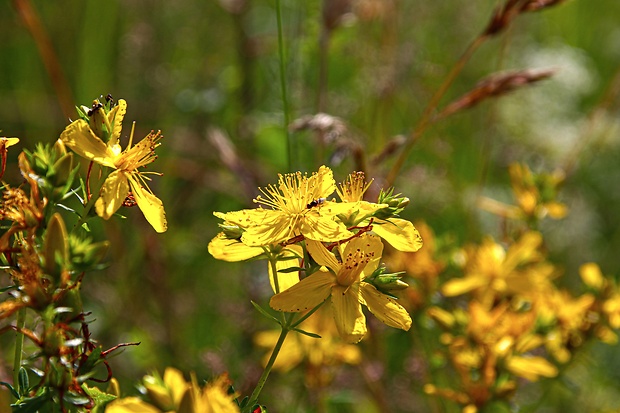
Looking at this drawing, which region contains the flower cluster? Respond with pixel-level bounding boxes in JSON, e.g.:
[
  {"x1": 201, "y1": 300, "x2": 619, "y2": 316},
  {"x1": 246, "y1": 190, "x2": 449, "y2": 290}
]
[
  {"x1": 209, "y1": 166, "x2": 422, "y2": 343},
  {"x1": 382, "y1": 162, "x2": 619, "y2": 413}
]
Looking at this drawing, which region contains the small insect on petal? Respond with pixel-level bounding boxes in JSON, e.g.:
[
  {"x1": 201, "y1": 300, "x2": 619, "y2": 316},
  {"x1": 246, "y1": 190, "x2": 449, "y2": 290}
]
[{"x1": 307, "y1": 198, "x2": 326, "y2": 209}]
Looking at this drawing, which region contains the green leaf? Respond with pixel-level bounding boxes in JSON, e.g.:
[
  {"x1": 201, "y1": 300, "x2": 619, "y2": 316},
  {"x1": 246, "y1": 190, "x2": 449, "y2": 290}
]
[
  {"x1": 277, "y1": 267, "x2": 305, "y2": 273},
  {"x1": 11, "y1": 392, "x2": 50, "y2": 413},
  {"x1": 250, "y1": 301, "x2": 281, "y2": 325},
  {"x1": 0, "y1": 381, "x2": 19, "y2": 399},
  {"x1": 291, "y1": 328, "x2": 321, "y2": 339},
  {"x1": 18, "y1": 367, "x2": 29, "y2": 396},
  {"x1": 77, "y1": 346, "x2": 102, "y2": 376}
]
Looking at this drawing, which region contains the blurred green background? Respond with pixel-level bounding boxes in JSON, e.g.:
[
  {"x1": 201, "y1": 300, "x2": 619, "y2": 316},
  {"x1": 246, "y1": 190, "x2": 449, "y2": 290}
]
[{"x1": 1, "y1": 0, "x2": 620, "y2": 411}]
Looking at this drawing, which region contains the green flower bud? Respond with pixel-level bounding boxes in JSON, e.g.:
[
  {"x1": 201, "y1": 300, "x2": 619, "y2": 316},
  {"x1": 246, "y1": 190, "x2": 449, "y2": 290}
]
[
  {"x1": 69, "y1": 235, "x2": 110, "y2": 272},
  {"x1": 374, "y1": 188, "x2": 410, "y2": 220},
  {"x1": 44, "y1": 214, "x2": 69, "y2": 285},
  {"x1": 53, "y1": 138, "x2": 67, "y2": 157},
  {"x1": 219, "y1": 223, "x2": 244, "y2": 240},
  {"x1": 373, "y1": 276, "x2": 409, "y2": 291},
  {"x1": 366, "y1": 265, "x2": 409, "y2": 295},
  {"x1": 51, "y1": 153, "x2": 73, "y2": 187}
]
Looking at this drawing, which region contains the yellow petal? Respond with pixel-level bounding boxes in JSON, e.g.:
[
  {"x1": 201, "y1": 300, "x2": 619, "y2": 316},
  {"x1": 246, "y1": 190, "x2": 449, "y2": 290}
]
[
  {"x1": 1, "y1": 137, "x2": 19, "y2": 147},
  {"x1": 301, "y1": 213, "x2": 352, "y2": 242},
  {"x1": 95, "y1": 170, "x2": 129, "y2": 220},
  {"x1": 441, "y1": 275, "x2": 488, "y2": 297},
  {"x1": 214, "y1": 209, "x2": 264, "y2": 228},
  {"x1": 270, "y1": 245, "x2": 302, "y2": 293},
  {"x1": 208, "y1": 234, "x2": 264, "y2": 262},
  {"x1": 60, "y1": 119, "x2": 117, "y2": 167},
  {"x1": 331, "y1": 284, "x2": 367, "y2": 343},
  {"x1": 505, "y1": 356, "x2": 558, "y2": 381},
  {"x1": 270, "y1": 270, "x2": 335, "y2": 312},
  {"x1": 128, "y1": 174, "x2": 168, "y2": 233},
  {"x1": 108, "y1": 99, "x2": 127, "y2": 147},
  {"x1": 163, "y1": 367, "x2": 189, "y2": 406},
  {"x1": 579, "y1": 262, "x2": 605, "y2": 290},
  {"x1": 545, "y1": 201, "x2": 568, "y2": 219},
  {"x1": 311, "y1": 165, "x2": 337, "y2": 199},
  {"x1": 105, "y1": 397, "x2": 160, "y2": 413},
  {"x1": 237, "y1": 209, "x2": 293, "y2": 246},
  {"x1": 360, "y1": 283, "x2": 412, "y2": 330},
  {"x1": 305, "y1": 239, "x2": 340, "y2": 270},
  {"x1": 371, "y1": 218, "x2": 423, "y2": 252},
  {"x1": 354, "y1": 234, "x2": 383, "y2": 277}
]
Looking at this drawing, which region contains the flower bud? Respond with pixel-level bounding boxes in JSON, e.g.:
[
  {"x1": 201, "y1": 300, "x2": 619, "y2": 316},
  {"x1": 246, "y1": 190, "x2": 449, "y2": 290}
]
[
  {"x1": 69, "y1": 235, "x2": 110, "y2": 272},
  {"x1": 44, "y1": 214, "x2": 69, "y2": 285},
  {"x1": 53, "y1": 138, "x2": 67, "y2": 157},
  {"x1": 374, "y1": 188, "x2": 410, "y2": 219},
  {"x1": 219, "y1": 223, "x2": 244, "y2": 240},
  {"x1": 366, "y1": 266, "x2": 409, "y2": 295},
  {"x1": 51, "y1": 153, "x2": 74, "y2": 187}
]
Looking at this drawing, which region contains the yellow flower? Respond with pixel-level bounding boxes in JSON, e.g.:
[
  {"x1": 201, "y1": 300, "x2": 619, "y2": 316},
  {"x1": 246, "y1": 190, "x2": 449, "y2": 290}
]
[
  {"x1": 60, "y1": 99, "x2": 167, "y2": 232},
  {"x1": 509, "y1": 163, "x2": 567, "y2": 220},
  {"x1": 579, "y1": 262, "x2": 605, "y2": 291},
  {"x1": 254, "y1": 307, "x2": 361, "y2": 387},
  {"x1": 270, "y1": 234, "x2": 411, "y2": 343},
  {"x1": 504, "y1": 355, "x2": 558, "y2": 381},
  {"x1": 215, "y1": 166, "x2": 356, "y2": 246},
  {"x1": 0, "y1": 136, "x2": 19, "y2": 150},
  {"x1": 335, "y1": 171, "x2": 422, "y2": 252},
  {"x1": 441, "y1": 232, "x2": 554, "y2": 308},
  {"x1": 477, "y1": 163, "x2": 567, "y2": 223},
  {"x1": 106, "y1": 368, "x2": 239, "y2": 413}
]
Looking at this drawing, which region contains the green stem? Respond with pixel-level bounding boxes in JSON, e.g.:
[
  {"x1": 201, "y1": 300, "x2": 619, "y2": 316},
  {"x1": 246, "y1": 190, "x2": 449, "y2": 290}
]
[
  {"x1": 274, "y1": 0, "x2": 294, "y2": 171},
  {"x1": 245, "y1": 326, "x2": 289, "y2": 412},
  {"x1": 12, "y1": 307, "x2": 26, "y2": 397},
  {"x1": 268, "y1": 254, "x2": 281, "y2": 295},
  {"x1": 73, "y1": 167, "x2": 106, "y2": 231}
]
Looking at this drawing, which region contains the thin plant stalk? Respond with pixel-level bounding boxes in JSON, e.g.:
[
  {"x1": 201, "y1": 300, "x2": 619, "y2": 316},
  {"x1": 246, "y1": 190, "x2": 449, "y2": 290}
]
[
  {"x1": 275, "y1": 0, "x2": 294, "y2": 171},
  {"x1": 12, "y1": 307, "x2": 26, "y2": 397},
  {"x1": 385, "y1": 34, "x2": 488, "y2": 187},
  {"x1": 12, "y1": 0, "x2": 74, "y2": 120},
  {"x1": 245, "y1": 327, "x2": 289, "y2": 412}
]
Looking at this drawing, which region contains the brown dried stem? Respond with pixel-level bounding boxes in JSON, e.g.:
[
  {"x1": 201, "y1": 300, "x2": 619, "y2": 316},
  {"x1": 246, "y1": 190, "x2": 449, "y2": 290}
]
[
  {"x1": 385, "y1": 34, "x2": 488, "y2": 187},
  {"x1": 434, "y1": 68, "x2": 555, "y2": 121}
]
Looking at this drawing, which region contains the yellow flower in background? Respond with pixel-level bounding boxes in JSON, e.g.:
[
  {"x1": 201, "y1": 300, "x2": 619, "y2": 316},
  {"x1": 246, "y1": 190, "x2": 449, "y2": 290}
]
[
  {"x1": 384, "y1": 221, "x2": 444, "y2": 308},
  {"x1": 442, "y1": 232, "x2": 554, "y2": 308},
  {"x1": 215, "y1": 166, "x2": 355, "y2": 247},
  {"x1": 336, "y1": 171, "x2": 423, "y2": 253},
  {"x1": 60, "y1": 99, "x2": 167, "y2": 233},
  {"x1": 477, "y1": 163, "x2": 567, "y2": 223},
  {"x1": 580, "y1": 262, "x2": 606, "y2": 291},
  {"x1": 509, "y1": 163, "x2": 567, "y2": 220},
  {"x1": 106, "y1": 368, "x2": 239, "y2": 413},
  {"x1": 254, "y1": 307, "x2": 361, "y2": 387},
  {"x1": 270, "y1": 234, "x2": 411, "y2": 343}
]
